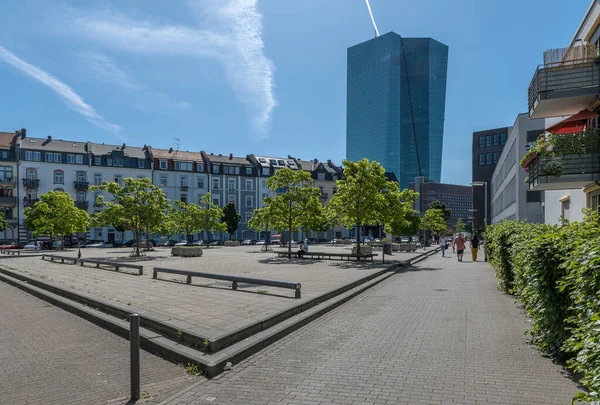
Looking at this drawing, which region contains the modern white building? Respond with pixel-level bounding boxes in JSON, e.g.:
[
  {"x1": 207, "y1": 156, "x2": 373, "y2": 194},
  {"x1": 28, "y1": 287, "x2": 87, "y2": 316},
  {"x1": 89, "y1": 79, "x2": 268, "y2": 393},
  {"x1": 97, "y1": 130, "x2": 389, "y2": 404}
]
[{"x1": 491, "y1": 114, "x2": 561, "y2": 224}]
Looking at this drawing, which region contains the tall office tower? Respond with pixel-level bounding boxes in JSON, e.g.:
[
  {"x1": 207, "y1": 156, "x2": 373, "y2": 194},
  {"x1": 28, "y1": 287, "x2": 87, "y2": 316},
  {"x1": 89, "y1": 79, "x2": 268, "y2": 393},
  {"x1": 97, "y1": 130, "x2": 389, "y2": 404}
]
[{"x1": 346, "y1": 32, "x2": 448, "y2": 189}]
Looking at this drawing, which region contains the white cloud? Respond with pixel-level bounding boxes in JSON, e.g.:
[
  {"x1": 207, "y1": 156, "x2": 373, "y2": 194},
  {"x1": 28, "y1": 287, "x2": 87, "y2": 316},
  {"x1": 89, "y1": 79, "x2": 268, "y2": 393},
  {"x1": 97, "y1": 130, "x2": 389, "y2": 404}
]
[
  {"x1": 70, "y1": 1, "x2": 276, "y2": 134},
  {"x1": 79, "y1": 51, "x2": 190, "y2": 111},
  {"x1": 0, "y1": 45, "x2": 121, "y2": 134}
]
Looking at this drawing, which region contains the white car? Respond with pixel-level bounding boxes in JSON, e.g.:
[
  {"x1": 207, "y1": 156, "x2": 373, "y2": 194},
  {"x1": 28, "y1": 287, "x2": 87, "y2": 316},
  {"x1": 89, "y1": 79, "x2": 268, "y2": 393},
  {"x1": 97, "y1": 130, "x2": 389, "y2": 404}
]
[
  {"x1": 400, "y1": 236, "x2": 410, "y2": 243},
  {"x1": 255, "y1": 240, "x2": 266, "y2": 245},
  {"x1": 23, "y1": 241, "x2": 41, "y2": 250},
  {"x1": 87, "y1": 241, "x2": 113, "y2": 248},
  {"x1": 175, "y1": 241, "x2": 188, "y2": 246}
]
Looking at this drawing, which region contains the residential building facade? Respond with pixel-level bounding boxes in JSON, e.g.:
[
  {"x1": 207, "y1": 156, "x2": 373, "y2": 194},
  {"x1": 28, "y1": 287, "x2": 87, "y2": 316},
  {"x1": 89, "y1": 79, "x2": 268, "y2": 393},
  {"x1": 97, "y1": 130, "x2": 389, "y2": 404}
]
[
  {"x1": 0, "y1": 131, "x2": 19, "y2": 240},
  {"x1": 471, "y1": 126, "x2": 511, "y2": 231},
  {"x1": 410, "y1": 177, "x2": 472, "y2": 230},
  {"x1": 346, "y1": 32, "x2": 448, "y2": 188}
]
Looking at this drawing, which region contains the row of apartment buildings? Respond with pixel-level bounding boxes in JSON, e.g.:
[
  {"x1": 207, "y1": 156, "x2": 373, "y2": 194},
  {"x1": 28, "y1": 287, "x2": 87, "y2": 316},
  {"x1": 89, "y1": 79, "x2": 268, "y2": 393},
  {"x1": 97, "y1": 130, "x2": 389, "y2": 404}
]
[
  {"x1": 0, "y1": 129, "x2": 347, "y2": 243},
  {"x1": 475, "y1": 0, "x2": 600, "y2": 227}
]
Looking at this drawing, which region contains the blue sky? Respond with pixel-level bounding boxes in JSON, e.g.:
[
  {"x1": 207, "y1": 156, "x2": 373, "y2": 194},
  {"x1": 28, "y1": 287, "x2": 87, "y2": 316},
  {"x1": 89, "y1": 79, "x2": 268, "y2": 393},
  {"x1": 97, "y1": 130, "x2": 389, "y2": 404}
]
[{"x1": 0, "y1": 0, "x2": 590, "y2": 185}]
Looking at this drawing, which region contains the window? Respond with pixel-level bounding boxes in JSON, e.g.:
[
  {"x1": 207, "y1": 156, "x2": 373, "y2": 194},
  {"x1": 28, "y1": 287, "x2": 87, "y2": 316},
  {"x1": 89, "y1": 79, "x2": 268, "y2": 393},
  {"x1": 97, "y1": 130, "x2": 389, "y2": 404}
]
[
  {"x1": 589, "y1": 192, "x2": 600, "y2": 213},
  {"x1": 234, "y1": 167, "x2": 240, "y2": 175},
  {"x1": 493, "y1": 134, "x2": 499, "y2": 146},
  {"x1": 138, "y1": 160, "x2": 145, "y2": 169},
  {"x1": 561, "y1": 198, "x2": 571, "y2": 221},
  {"x1": 94, "y1": 174, "x2": 102, "y2": 186},
  {"x1": 159, "y1": 176, "x2": 167, "y2": 187},
  {"x1": 318, "y1": 173, "x2": 325, "y2": 181},
  {"x1": 223, "y1": 166, "x2": 229, "y2": 174},
  {"x1": 269, "y1": 159, "x2": 277, "y2": 165},
  {"x1": 180, "y1": 194, "x2": 187, "y2": 204},
  {"x1": 213, "y1": 165, "x2": 220, "y2": 174},
  {"x1": 228, "y1": 178, "x2": 236, "y2": 191},
  {"x1": 54, "y1": 170, "x2": 64, "y2": 184},
  {"x1": 212, "y1": 178, "x2": 220, "y2": 190},
  {"x1": 33, "y1": 151, "x2": 41, "y2": 161},
  {"x1": 493, "y1": 152, "x2": 498, "y2": 164},
  {"x1": 262, "y1": 168, "x2": 269, "y2": 176},
  {"x1": 76, "y1": 191, "x2": 86, "y2": 202},
  {"x1": 175, "y1": 162, "x2": 192, "y2": 171},
  {"x1": 112, "y1": 158, "x2": 123, "y2": 167},
  {"x1": 67, "y1": 154, "x2": 75, "y2": 164},
  {"x1": 478, "y1": 154, "x2": 484, "y2": 166},
  {"x1": 107, "y1": 158, "x2": 112, "y2": 166},
  {"x1": 0, "y1": 151, "x2": 6, "y2": 159},
  {"x1": 478, "y1": 136, "x2": 484, "y2": 148},
  {"x1": 486, "y1": 153, "x2": 491, "y2": 165},
  {"x1": 94, "y1": 157, "x2": 101, "y2": 165},
  {"x1": 500, "y1": 133, "x2": 507, "y2": 145},
  {"x1": 197, "y1": 177, "x2": 205, "y2": 189},
  {"x1": 75, "y1": 155, "x2": 83, "y2": 164},
  {"x1": 262, "y1": 193, "x2": 269, "y2": 203},
  {"x1": 228, "y1": 195, "x2": 236, "y2": 204},
  {"x1": 114, "y1": 175, "x2": 122, "y2": 185},
  {"x1": 160, "y1": 160, "x2": 167, "y2": 170},
  {"x1": 246, "y1": 179, "x2": 253, "y2": 191},
  {"x1": 246, "y1": 212, "x2": 252, "y2": 223},
  {"x1": 212, "y1": 195, "x2": 220, "y2": 207},
  {"x1": 77, "y1": 172, "x2": 86, "y2": 183},
  {"x1": 180, "y1": 176, "x2": 188, "y2": 187},
  {"x1": 45, "y1": 153, "x2": 53, "y2": 162},
  {"x1": 526, "y1": 191, "x2": 542, "y2": 203},
  {"x1": 197, "y1": 163, "x2": 204, "y2": 172},
  {"x1": 26, "y1": 169, "x2": 36, "y2": 180},
  {"x1": 486, "y1": 135, "x2": 491, "y2": 147},
  {"x1": 277, "y1": 160, "x2": 285, "y2": 166},
  {"x1": 4, "y1": 167, "x2": 12, "y2": 180},
  {"x1": 25, "y1": 151, "x2": 32, "y2": 161},
  {"x1": 262, "y1": 180, "x2": 268, "y2": 188},
  {"x1": 245, "y1": 195, "x2": 253, "y2": 208},
  {"x1": 245, "y1": 167, "x2": 252, "y2": 175}
]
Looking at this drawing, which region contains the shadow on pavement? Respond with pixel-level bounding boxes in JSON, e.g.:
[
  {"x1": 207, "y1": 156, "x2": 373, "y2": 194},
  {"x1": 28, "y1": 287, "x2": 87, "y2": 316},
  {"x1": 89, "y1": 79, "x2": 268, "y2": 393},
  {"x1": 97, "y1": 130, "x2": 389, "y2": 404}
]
[
  {"x1": 155, "y1": 278, "x2": 296, "y2": 299},
  {"x1": 258, "y1": 257, "x2": 320, "y2": 266}
]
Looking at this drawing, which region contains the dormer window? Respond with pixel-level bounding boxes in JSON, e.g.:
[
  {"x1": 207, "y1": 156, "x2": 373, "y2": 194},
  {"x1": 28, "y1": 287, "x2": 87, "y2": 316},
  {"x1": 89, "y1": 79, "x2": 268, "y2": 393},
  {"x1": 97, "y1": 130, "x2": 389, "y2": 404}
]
[
  {"x1": 277, "y1": 160, "x2": 285, "y2": 166},
  {"x1": 175, "y1": 162, "x2": 192, "y2": 171},
  {"x1": 160, "y1": 160, "x2": 167, "y2": 170},
  {"x1": 269, "y1": 159, "x2": 277, "y2": 165}
]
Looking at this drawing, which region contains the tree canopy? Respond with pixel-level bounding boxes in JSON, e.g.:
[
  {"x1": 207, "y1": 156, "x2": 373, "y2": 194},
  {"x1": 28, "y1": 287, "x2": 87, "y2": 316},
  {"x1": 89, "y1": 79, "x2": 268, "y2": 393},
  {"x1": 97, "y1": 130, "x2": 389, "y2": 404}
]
[
  {"x1": 222, "y1": 202, "x2": 241, "y2": 240},
  {"x1": 429, "y1": 200, "x2": 451, "y2": 222},
  {"x1": 24, "y1": 191, "x2": 89, "y2": 245},
  {"x1": 455, "y1": 218, "x2": 466, "y2": 233},
  {"x1": 90, "y1": 177, "x2": 170, "y2": 256},
  {"x1": 0, "y1": 212, "x2": 8, "y2": 233},
  {"x1": 197, "y1": 193, "x2": 227, "y2": 237},
  {"x1": 422, "y1": 208, "x2": 447, "y2": 235},
  {"x1": 168, "y1": 200, "x2": 208, "y2": 243}
]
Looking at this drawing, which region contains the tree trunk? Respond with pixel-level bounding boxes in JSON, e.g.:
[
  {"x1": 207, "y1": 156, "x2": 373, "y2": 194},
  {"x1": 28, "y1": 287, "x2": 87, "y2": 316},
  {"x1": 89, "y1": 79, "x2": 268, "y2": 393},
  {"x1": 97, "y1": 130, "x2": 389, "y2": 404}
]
[
  {"x1": 145, "y1": 224, "x2": 150, "y2": 250},
  {"x1": 288, "y1": 201, "x2": 292, "y2": 259},
  {"x1": 121, "y1": 231, "x2": 125, "y2": 247},
  {"x1": 135, "y1": 229, "x2": 140, "y2": 256},
  {"x1": 356, "y1": 223, "x2": 361, "y2": 255}
]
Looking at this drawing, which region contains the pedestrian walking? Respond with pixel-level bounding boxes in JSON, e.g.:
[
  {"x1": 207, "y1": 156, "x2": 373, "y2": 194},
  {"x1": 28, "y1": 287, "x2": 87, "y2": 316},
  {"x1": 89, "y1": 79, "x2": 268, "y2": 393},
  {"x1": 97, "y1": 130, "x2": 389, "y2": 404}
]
[
  {"x1": 471, "y1": 234, "x2": 480, "y2": 262},
  {"x1": 439, "y1": 235, "x2": 448, "y2": 257},
  {"x1": 454, "y1": 233, "x2": 466, "y2": 262}
]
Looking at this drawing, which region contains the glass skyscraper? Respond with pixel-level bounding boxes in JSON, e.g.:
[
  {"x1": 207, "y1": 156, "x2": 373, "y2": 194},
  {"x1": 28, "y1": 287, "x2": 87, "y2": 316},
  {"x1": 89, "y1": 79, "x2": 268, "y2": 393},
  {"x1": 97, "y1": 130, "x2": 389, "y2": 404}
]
[{"x1": 346, "y1": 32, "x2": 448, "y2": 189}]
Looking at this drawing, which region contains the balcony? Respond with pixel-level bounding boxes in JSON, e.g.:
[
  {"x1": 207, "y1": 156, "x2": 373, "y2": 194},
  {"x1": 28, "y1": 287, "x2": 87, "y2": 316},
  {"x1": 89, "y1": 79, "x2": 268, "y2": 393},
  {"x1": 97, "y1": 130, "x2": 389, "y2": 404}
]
[
  {"x1": 180, "y1": 185, "x2": 189, "y2": 192},
  {"x1": 528, "y1": 153, "x2": 600, "y2": 191},
  {"x1": 23, "y1": 198, "x2": 39, "y2": 208},
  {"x1": 0, "y1": 178, "x2": 16, "y2": 186},
  {"x1": 73, "y1": 181, "x2": 89, "y2": 190},
  {"x1": 0, "y1": 196, "x2": 17, "y2": 206},
  {"x1": 320, "y1": 192, "x2": 329, "y2": 200},
  {"x1": 22, "y1": 178, "x2": 40, "y2": 187},
  {"x1": 528, "y1": 59, "x2": 600, "y2": 119},
  {"x1": 75, "y1": 200, "x2": 89, "y2": 210}
]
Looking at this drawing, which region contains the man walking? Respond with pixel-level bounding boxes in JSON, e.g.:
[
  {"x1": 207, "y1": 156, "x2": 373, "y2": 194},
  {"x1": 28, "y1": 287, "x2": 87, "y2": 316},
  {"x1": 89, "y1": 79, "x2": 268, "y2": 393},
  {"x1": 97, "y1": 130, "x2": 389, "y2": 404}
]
[
  {"x1": 471, "y1": 234, "x2": 480, "y2": 262},
  {"x1": 439, "y1": 235, "x2": 448, "y2": 257},
  {"x1": 454, "y1": 233, "x2": 466, "y2": 262}
]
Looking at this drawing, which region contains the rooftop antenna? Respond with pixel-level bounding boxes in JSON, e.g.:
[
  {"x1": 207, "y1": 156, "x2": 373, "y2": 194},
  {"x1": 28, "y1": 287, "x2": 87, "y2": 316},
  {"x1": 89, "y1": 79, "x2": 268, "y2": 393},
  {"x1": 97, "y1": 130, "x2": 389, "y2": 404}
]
[
  {"x1": 174, "y1": 137, "x2": 181, "y2": 151},
  {"x1": 365, "y1": 0, "x2": 380, "y2": 37}
]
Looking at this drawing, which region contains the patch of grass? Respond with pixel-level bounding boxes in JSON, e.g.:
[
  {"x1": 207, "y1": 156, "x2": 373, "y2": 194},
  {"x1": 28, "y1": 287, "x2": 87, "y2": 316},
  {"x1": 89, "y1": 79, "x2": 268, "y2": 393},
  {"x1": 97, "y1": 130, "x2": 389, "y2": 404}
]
[
  {"x1": 142, "y1": 391, "x2": 150, "y2": 399},
  {"x1": 177, "y1": 329, "x2": 184, "y2": 341},
  {"x1": 39, "y1": 275, "x2": 48, "y2": 280},
  {"x1": 127, "y1": 302, "x2": 132, "y2": 306},
  {"x1": 182, "y1": 362, "x2": 202, "y2": 376}
]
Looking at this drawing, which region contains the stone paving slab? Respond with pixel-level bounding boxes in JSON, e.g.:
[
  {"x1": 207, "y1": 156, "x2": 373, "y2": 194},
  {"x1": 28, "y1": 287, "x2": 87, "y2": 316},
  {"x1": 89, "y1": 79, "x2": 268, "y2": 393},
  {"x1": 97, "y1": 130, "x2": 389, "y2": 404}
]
[
  {"x1": 0, "y1": 246, "x2": 424, "y2": 341},
  {"x1": 0, "y1": 281, "x2": 198, "y2": 405},
  {"x1": 160, "y1": 249, "x2": 582, "y2": 405}
]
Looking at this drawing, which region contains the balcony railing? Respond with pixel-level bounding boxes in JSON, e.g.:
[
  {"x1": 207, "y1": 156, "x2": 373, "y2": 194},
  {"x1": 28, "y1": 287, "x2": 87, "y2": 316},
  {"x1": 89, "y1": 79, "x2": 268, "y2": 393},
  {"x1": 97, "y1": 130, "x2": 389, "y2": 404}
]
[
  {"x1": 528, "y1": 58, "x2": 600, "y2": 118},
  {"x1": 23, "y1": 198, "x2": 39, "y2": 207},
  {"x1": 0, "y1": 178, "x2": 16, "y2": 186},
  {"x1": 73, "y1": 181, "x2": 89, "y2": 190},
  {"x1": 0, "y1": 196, "x2": 16, "y2": 205},
  {"x1": 75, "y1": 201, "x2": 89, "y2": 210},
  {"x1": 180, "y1": 185, "x2": 189, "y2": 192},
  {"x1": 528, "y1": 153, "x2": 600, "y2": 191},
  {"x1": 22, "y1": 178, "x2": 40, "y2": 187}
]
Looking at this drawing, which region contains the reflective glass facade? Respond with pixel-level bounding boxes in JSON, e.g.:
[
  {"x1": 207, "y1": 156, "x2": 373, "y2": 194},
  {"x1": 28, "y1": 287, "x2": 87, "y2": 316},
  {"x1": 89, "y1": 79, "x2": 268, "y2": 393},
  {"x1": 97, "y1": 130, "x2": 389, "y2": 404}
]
[{"x1": 346, "y1": 32, "x2": 448, "y2": 188}]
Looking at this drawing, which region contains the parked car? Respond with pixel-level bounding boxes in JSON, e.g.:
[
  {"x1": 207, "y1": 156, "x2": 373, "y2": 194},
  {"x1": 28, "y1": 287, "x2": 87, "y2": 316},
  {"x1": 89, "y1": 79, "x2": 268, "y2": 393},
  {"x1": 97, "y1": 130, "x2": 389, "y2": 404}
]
[
  {"x1": 400, "y1": 236, "x2": 410, "y2": 243},
  {"x1": 190, "y1": 240, "x2": 205, "y2": 246},
  {"x1": 208, "y1": 240, "x2": 223, "y2": 246},
  {"x1": 241, "y1": 239, "x2": 255, "y2": 245},
  {"x1": 255, "y1": 240, "x2": 266, "y2": 245},
  {"x1": 0, "y1": 242, "x2": 24, "y2": 250},
  {"x1": 161, "y1": 240, "x2": 178, "y2": 247},
  {"x1": 87, "y1": 241, "x2": 113, "y2": 248},
  {"x1": 23, "y1": 241, "x2": 42, "y2": 250}
]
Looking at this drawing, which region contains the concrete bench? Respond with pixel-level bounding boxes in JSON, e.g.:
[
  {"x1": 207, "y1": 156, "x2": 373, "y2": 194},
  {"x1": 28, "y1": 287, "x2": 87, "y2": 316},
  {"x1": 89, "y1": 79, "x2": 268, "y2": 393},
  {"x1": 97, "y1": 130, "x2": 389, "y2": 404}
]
[
  {"x1": 275, "y1": 251, "x2": 378, "y2": 262},
  {"x1": 153, "y1": 267, "x2": 302, "y2": 298},
  {"x1": 78, "y1": 258, "x2": 143, "y2": 276},
  {"x1": 41, "y1": 254, "x2": 78, "y2": 264},
  {"x1": 2, "y1": 249, "x2": 22, "y2": 256}
]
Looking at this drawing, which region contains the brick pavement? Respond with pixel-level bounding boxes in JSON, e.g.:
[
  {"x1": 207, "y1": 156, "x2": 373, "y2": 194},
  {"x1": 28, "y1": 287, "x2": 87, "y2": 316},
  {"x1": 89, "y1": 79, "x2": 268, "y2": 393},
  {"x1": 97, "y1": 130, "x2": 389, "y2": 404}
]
[
  {"x1": 0, "y1": 281, "x2": 198, "y2": 405},
  {"x1": 0, "y1": 246, "x2": 422, "y2": 340},
  {"x1": 160, "y1": 249, "x2": 582, "y2": 405}
]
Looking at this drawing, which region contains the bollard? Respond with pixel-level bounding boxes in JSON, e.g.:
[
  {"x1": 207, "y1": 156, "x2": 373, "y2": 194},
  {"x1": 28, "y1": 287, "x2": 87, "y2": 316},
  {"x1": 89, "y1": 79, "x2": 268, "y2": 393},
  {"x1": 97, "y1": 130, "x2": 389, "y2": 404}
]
[{"x1": 130, "y1": 314, "x2": 140, "y2": 401}]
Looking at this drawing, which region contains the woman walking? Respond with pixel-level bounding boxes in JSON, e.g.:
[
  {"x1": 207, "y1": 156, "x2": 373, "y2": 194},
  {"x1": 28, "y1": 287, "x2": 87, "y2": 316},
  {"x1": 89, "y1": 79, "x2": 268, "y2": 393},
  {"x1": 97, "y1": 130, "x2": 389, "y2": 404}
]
[
  {"x1": 439, "y1": 235, "x2": 448, "y2": 257},
  {"x1": 471, "y1": 234, "x2": 480, "y2": 262}
]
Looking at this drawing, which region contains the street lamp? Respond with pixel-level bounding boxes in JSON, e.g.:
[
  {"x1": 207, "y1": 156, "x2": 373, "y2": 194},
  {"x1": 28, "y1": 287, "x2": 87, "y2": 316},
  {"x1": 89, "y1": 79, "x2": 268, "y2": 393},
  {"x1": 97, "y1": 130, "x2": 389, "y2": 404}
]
[{"x1": 472, "y1": 181, "x2": 488, "y2": 261}]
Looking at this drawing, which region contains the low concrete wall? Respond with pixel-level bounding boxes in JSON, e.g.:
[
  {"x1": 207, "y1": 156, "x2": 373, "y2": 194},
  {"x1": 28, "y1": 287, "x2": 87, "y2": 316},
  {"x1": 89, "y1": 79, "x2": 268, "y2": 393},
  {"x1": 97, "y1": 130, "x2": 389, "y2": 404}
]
[
  {"x1": 352, "y1": 246, "x2": 373, "y2": 255},
  {"x1": 171, "y1": 246, "x2": 203, "y2": 257}
]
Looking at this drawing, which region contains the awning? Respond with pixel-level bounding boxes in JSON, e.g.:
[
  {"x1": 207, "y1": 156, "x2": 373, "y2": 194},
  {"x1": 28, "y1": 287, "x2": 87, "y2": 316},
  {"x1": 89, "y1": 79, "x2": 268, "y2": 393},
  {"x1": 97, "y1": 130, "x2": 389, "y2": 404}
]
[{"x1": 546, "y1": 109, "x2": 599, "y2": 134}]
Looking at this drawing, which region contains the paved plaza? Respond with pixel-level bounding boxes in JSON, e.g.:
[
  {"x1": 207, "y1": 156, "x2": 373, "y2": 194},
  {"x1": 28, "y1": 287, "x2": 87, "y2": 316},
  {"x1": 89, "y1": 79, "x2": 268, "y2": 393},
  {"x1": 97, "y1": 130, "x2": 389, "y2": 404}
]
[
  {"x1": 0, "y1": 281, "x2": 198, "y2": 405},
  {"x1": 0, "y1": 245, "x2": 421, "y2": 341},
  {"x1": 160, "y1": 250, "x2": 582, "y2": 405}
]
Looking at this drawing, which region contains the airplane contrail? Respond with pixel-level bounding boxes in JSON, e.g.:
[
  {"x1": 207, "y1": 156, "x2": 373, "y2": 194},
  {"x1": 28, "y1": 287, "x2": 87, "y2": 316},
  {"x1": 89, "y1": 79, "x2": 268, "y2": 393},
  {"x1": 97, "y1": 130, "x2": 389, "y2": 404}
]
[{"x1": 365, "y1": 0, "x2": 380, "y2": 37}]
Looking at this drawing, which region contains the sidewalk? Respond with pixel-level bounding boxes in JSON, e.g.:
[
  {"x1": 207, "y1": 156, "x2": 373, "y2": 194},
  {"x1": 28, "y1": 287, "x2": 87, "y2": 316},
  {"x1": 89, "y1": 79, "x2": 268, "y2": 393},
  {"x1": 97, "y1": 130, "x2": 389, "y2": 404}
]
[{"x1": 160, "y1": 249, "x2": 582, "y2": 405}]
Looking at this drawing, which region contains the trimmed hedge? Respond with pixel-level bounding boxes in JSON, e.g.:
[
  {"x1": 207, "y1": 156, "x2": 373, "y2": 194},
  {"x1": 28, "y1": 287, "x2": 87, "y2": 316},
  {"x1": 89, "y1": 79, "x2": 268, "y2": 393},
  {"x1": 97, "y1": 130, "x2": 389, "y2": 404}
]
[{"x1": 486, "y1": 213, "x2": 600, "y2": 403}]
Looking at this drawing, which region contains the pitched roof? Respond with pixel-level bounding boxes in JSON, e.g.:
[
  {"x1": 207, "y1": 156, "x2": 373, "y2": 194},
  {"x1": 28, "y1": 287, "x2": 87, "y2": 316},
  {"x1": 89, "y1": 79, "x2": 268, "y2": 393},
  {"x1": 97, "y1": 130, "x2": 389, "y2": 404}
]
[
  {"x1": 204, "y1": 153, "x2": 251, "y2": 165},
  {"x1": 20, "y1": 137, "x2": 88, "y2": 153},
  {"x1": 90, "y1": 143, "x2": 148, "y2": 159},
  {"x1": 0, "y1": 132, "x2": 15, "y2": 150},
  {"x1": 152, "y1": 148, "x2": 203, "y2": 162},
  {"x1": 296, "y1": 159, "x2": 319, "y2": 172}
]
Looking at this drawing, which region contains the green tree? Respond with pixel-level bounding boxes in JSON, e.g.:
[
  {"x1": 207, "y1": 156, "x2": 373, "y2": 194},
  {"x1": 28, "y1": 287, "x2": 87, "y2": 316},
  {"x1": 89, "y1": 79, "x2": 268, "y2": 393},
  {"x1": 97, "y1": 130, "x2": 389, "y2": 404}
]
[
  {"x1": 264, "y1": 167, "x2": 321, "y2": 258},
  {"x1": 429, "y1": 200, "x2": 451, "y2": 222},
  {"x1": 24, "y1": 191, "x2": 89, "y2": 247},
  {"x1": 249, "y1": 198, "x2": 278, "y2": 248},
  {"x1": 0, "y1": 212, "x2": 8, "y2": 233},
  {"x1": 383, "y1": 189, "x2": 420, "y2": 239},
  {"x1": 328, "y1": 159, "x2": 400, "y2": 254},
  {"x1": 222, "y1": 202, "x2": 241, "y2": 240},
  {"x1": 455, "y1": 218, "x2": 466, "y2": 233},
  {"x1": 197, "y1": 193, "x2": 227, "y2": 240},
  {"x1": 90, "y1": 178, "x2": 170, "y2": 256},
  {"x1": 168, "y1": 201, "x2": 206, "y2": 244},
  {"x1": 422, "y1": 208, "x2": 447, "y2": 236}
]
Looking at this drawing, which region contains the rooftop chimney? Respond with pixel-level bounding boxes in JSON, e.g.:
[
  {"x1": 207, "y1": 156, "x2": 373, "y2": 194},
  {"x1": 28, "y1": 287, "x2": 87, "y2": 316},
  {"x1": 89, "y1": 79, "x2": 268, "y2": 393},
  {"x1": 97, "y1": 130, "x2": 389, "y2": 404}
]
[
  {"x1": 122, "y1": 143, "x2": 126, "y2": 150},
  {"x1": 218, "y1": 154, "x2": 222, "y2": 157},
  {"x1": 229, "y1": 153, "x2": 233, "y2": 160},
  {"x1": 18, "y1": 128, "x2": 27, "y2": 139},
  {"x1": 313, "y1": 158, "x2": 318, "y2": 164},
  {"x1": 47, "y1": 135, "x2": 52, "y2": 141},
  {"x1": 169, "y1": 147, "x2": 173, "y2": 153}
]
